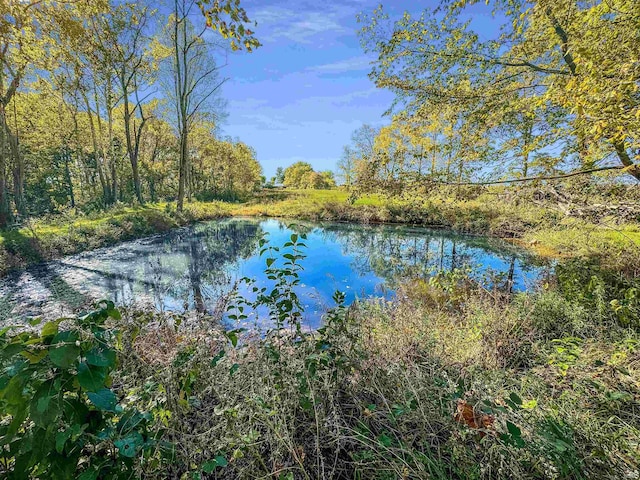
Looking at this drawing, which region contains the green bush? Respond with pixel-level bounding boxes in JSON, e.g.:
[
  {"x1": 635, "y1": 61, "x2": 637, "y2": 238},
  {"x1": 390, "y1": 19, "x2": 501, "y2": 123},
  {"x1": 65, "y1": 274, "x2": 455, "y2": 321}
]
[
  {"x1": 516, "y1": 290, "x2": 589, "y2": 339},
  {"x1": 557, "y1": 259, "x2": 640, "y2": 327},
  {"x1": 0, "y1": 301, "x2": 166, "y2": 479}
]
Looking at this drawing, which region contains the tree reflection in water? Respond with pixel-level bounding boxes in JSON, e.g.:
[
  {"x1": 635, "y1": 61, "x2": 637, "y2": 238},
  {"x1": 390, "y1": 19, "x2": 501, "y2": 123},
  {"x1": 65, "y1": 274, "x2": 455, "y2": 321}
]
[
  {"x1": 308, "y1": 222, "x2": 541, "y2": 290},
  {"x1": 0, "y1": 219, "x2": 545, "y2": 328}
]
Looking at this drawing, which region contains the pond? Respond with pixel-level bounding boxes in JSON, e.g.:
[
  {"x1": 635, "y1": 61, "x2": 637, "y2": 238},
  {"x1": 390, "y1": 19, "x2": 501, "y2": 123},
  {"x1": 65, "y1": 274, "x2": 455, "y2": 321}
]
[{"x1": 0, "y1": 218, "x2": 545, "y2": 329}]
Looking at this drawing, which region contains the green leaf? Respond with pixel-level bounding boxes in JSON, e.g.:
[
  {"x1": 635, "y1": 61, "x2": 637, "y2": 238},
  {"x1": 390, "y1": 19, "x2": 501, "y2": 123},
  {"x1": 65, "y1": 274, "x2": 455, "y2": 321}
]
[
  {"x1": 3, "y1": 375, "x2": 26, "y2": 405},
  {"x1": 77, "y1": 362, "x2": 108, "y2": 392},
  {"x1": 210, "y1": 350, "x2": 225, "y2": 367},
  {"x1": 1, "y1": 341, "x2": 27, "y2": 359},
  {"x1": 77, "y1": 468, "x2": 99, "y2": 480},
  {"x1": 504, "y1": 421, "x2": 525, "y2": 448},
  {"x1": 49, "y1": 331, "x2": 80, "y2": 368},
  {"x1": 0, "y1": 326, "x2": 13, "y2": 338},
  {"x1": 202, "y1": 461, "x2": 217, "y2": 474},
  {"x1": 509, "y1": 392, "x2": 522, "y2": 406},
  {"x1": 86, "y1": 345, "x2": 116, "y2": 368},
  {"x1": 30, "y1": 380, "x2": 61, "y2": 426},
  {"x1": 6, "y1": 402, "x2": 27, "y2": 437},
  {"x1": 299, "y1": 396, "x2": 313, "y2": 411},
  {"x1": 106, "y1": 305, "x2": 121, "y2": 320},
  {"x1": 226, "y1": 331, "x2": 238, "y2": 347},
  {"x1": 507, "y1": 421, "x2": 522, "y2": 438},
  {"x1": 202, "y1": 455, "x2": 228, "y2": 473},
  {"x1": 117, "y1": 410, "x2": 148, "y2": 432},
  {"x1": 87, "y1": 388, "x2": 117, "y2": 412},
  {"x1": 115, "y1": 432, "x2": 143, "y2": 458},
  {"x1": 377, "y1": 432, "x2": 393, "y2": 447},
  {"x1": 55, "y1": 429, "x2": 72, "y2": 454},
  {"x1": 21, "y1": 349, "x2": 48, "y2": 364},
  {"x1": 41, "y1": 320, "x2": 60, "y2": 338}
]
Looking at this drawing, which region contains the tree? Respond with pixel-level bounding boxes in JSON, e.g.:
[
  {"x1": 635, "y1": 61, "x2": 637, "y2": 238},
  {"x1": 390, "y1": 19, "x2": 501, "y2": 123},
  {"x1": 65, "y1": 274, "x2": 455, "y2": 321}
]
[
  {"x1": 283, "y1": 162, "x2": 335, "y2": 189},
  {"x1": 0, "y1": 0, "x2": 113, "y2": 224},
  {"x1": 283, "y1": 162, "x2": 314, "y2": 188},
  {"x1": 189, "y1": 125, "x2": 261, "y2": 200},
  {"x1": 107, "y1": 2, "x2": 156, "y2": 204},
  {"x1": 339, "y1": 124, "x2": 384, "y2": 192},
  {"x1": 274, "y1": 166, "x2": 285, "y2": 184},
  {"x1": 161, "y1": 0, "x2": 225, "y2": 211},
  {"x1": 320, "y1": 170, "x2": 336, "y2": 188},
  {"x1": 358, "y1": 0, "x2": 640, "y2": 182},
  {"x1": 138, "y1": 106, "x2": 177, "y2": 202},
  {"x1": 0, "y1": 0, "x2": 261, "y2": 223},
  {"x1": 338, "y1": 147, "x2": 356, "y2": 187},
  {"x1": 161, "y1": 0, "x2": 260, "y2": 211}
]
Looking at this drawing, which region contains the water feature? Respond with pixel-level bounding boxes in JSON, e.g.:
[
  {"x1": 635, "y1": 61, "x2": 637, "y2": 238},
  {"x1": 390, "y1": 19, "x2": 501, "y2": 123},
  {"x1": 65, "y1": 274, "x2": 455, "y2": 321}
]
[{"x1": 0, "y1": 218, "x2": 545, "y2": 329}]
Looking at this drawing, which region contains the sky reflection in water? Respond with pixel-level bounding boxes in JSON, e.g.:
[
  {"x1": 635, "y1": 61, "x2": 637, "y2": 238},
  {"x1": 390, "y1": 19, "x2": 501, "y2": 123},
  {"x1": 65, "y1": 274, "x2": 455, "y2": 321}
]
[{"x1": 0, "y1": 218, "x2": 544, "y2": 329}]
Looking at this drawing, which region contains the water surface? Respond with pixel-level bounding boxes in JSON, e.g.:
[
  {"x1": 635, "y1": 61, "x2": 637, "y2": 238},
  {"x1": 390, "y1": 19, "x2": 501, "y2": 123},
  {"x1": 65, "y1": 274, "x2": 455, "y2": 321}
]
[{"x1": 0, "y1": 218, "x2": 544, "y2": 329}]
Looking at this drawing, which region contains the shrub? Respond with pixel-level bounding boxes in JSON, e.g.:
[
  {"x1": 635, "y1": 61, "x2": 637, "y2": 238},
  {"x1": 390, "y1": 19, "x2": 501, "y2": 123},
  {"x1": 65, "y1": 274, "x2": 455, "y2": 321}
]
[{"x1": 0, "y1": 301, "x2": 166, "y2": 479}]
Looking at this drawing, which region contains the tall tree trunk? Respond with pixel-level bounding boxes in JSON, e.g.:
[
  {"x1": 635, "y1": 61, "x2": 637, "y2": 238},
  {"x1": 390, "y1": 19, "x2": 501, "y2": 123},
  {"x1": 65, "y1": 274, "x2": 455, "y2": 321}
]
[
  {"x1": 174, "y1": 0, "x2": 188, "y2": 211},
  {"x1": 11, "y1": 160, "x2": 25, "y2": 217},
  {"x1": 0, "y1": 99, "x2": 25, "y2": 217},
  {"x1": 148, "y1": 141, "x2": 159, "y2": 202},
  {"x1": 177, "y1": 123, "x2": 188, "y2": 211},
  {"x1": 131, "y1": 124, "x2": 144, "y2": 204},
  {"x1": 72, "y1": 109, "x2": 90, "y2": 200},
  {"x1": 0, "y1": 120, "x2": 10, "y2": 228},
  {"x1": 5, "y1": 110, "x2": 25, "y2": 217},
  {"x1": 106, "y1": 79, "x2": 117, "y2": 204},
  {"x1": 0, "y1": 60, "x2": 22, "y2": 222},
  {"x1": 82, "y1": 89, "x2": 110, "y2": 204},
  {"x1": 121, "y1": 75, "x2": 144, "y2": 204},
  {"x1": 63, "y1": 147, "x2": 75, "y2": 208}
]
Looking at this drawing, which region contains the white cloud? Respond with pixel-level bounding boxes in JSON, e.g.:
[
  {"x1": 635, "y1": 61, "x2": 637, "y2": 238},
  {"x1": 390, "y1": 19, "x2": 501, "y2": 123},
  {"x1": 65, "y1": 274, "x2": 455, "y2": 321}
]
[
  {"x1": 251, "y1": 5, "x2": 351, "y2": 44},
  {"x1": 308, "y1": 56, "x2": 372, "y2": 74}
]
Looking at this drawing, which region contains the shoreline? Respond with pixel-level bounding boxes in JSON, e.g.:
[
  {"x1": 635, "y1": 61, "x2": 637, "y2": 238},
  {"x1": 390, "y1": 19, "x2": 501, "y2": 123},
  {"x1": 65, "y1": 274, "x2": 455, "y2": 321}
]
[{"x1": 1, "y1": 190, "x2": 638, "y2": 277}]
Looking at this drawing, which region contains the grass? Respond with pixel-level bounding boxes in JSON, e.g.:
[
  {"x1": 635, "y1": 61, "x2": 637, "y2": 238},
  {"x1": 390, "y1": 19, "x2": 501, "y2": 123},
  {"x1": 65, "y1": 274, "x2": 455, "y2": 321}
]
[
  {"x1": 1, "y1": 190, "x2": 639, "y2": 479},
  {"x1": 0, "y1": 201, "x2": 232, "y2": 276},
  {"x1": 523, "y1": 220, "x2": 640, "y2": 267},
  {"x1": 104, "y1": 253, "x2": 639, "y2": 479},
  {"x1": 1, "y1": 187, "x2": 638, "y2": 277}
]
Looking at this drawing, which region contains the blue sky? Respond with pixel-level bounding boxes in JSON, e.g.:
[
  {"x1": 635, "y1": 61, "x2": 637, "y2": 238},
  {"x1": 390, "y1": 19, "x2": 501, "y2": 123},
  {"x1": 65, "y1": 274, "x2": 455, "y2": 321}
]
[
  {"x1": 219, "y1": 0, "x2": 408, "y2": 179},
  {"x1": 217, "y1": 1, "x2": 498, "y2": 179}
]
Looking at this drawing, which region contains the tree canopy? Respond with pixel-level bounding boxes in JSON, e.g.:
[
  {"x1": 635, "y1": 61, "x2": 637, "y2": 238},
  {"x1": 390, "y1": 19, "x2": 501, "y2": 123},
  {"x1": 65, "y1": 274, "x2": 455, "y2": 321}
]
[
  {"x1": 282, "y1": 162, "x2": 336, "y2": 189},
  {"x1": 350, "y1": 0, "x2": 640, "y2": 188},
  {"x1": 0, "y1": 0, "x2": 261, "y2": 226}
]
